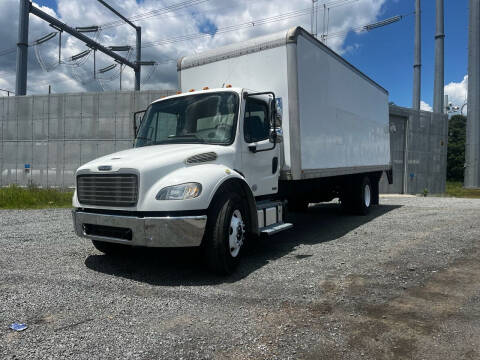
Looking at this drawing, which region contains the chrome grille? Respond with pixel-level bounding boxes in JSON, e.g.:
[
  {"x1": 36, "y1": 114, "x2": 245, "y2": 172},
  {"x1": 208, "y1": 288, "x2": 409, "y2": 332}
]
[{"x1": 77, "y1": 174, "x2": 138, "y2": 207}]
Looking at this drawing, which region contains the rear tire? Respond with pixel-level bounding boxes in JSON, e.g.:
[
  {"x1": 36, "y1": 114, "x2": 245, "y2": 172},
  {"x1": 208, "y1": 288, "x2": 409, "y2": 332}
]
[
  {"x1": 203, "y1": 189, "x2": 248, "y2": 275},
  {"x1": 341, "y1": 176, "x2": 372, "y2": 215},
  {"x1": 91, "y1": 240, "x2": 129, "y2": 255}
]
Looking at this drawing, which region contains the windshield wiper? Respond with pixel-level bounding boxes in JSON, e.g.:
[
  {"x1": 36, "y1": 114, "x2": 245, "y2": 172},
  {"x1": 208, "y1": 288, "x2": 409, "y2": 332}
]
[{"x1": 166, "y1": 135, "x2": 205, "y2": 143}]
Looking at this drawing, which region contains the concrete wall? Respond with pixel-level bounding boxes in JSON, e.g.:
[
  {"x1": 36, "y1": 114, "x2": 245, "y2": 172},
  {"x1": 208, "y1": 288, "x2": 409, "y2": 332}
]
[
  {"x1": 1, "y1": 94, "x2": 448, "y2": 193},
  {"x1": 0, "y1": 90, "x2": 176, "y2": 188},
  {"x1": 380, "y1": 105, "x2": 448, "y2": 195}
]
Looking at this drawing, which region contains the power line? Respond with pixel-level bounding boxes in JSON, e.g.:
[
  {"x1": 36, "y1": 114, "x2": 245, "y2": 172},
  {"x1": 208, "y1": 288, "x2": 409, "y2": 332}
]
[
  {"x1": 101, "y1": 0, "x2": 354, "y2": 29},
  {"x1": 6, "y1": 0, "x2": 403, "y2": 90},
  {"x1": 0, "y1": 0, "x2": 351, "y2": 57},
  {"x1": 324, "y1": 13, "x2": 411, "y2": 40},
  {"x1": 100, "y1": 0, "x2": 210, "y2": 29},
  {"x1": 138, "y1": 0, "x2": 368, "y2": 49}
]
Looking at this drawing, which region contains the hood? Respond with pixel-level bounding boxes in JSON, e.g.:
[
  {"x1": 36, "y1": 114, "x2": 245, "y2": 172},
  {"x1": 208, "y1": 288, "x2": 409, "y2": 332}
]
[
  {"x1": 75, "y1": 143, "x2": 237, "y2": 210},
  {"x1": 77, "y1": 143, "x2": 233, "y2": 174}
]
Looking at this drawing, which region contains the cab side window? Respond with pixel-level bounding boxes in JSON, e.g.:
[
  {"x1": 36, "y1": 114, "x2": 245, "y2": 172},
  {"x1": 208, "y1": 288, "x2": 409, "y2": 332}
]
[{"x1": 244, "y1": 99, "x2": 270, "y2": 143}]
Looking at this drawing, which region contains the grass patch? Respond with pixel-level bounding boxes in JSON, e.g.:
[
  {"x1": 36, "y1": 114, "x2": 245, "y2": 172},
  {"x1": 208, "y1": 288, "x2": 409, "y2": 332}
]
[
  {"x1": 445, "y1": 181, "x2": 480, "y2": 199},
  {"x1": 0, "y1": 185, "x2": 73, "y2": 209}
]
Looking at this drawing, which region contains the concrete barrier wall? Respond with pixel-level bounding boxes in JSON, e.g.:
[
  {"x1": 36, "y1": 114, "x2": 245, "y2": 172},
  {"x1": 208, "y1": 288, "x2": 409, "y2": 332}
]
[
  {"x1": 0, "y1": 90, "x2": 176, "y2": 188},
  {"x1": 380, "y1": 105, "x2": 448, "y2": 195},
  {"x1": 1, "y1": 94, "x2": 448, "y2": 193}
]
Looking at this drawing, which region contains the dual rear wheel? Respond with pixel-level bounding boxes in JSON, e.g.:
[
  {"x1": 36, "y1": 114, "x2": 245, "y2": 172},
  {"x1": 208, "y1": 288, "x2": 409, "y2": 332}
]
[{"x1": 341, "y1": 176, "x2": 374, "y2": 215}]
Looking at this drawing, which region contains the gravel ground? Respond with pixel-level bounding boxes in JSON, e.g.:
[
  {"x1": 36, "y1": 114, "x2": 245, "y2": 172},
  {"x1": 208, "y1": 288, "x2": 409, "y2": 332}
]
[{"x1": 1, "y1": 196, "x2": 480, "y2": 359}]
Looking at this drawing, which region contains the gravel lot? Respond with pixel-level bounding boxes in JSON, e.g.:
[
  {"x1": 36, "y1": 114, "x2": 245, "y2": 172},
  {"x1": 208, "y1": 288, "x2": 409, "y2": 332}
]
[{"x1": 1, "y1": 196, "x2": 480, "y2": 359}]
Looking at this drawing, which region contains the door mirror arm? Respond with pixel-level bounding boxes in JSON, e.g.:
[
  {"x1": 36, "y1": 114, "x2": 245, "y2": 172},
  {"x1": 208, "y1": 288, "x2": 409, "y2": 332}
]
[{"x1": 133, "y1": 110, "x2": 146, "y2": 137}]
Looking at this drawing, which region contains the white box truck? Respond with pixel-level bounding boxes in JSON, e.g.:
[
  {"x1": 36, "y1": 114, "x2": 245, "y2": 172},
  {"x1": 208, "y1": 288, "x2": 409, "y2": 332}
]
[{"x1": 72, "y1": 27, "x2": 392, "y2": 274}]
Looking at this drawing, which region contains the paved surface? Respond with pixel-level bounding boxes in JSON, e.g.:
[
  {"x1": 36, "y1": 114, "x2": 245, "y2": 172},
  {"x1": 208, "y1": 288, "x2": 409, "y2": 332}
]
[{"x1": 1, "y1": 196, "x2": 480, "y2": 359}]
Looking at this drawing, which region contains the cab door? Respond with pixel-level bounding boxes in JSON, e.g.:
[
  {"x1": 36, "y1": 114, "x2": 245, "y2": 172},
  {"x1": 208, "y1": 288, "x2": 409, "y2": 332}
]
[{"x1": 241, "y1": 96, "x2": 280, "y2": 196}]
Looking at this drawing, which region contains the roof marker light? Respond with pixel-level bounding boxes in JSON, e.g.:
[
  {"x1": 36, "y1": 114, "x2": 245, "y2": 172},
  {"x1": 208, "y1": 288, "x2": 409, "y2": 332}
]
[
  {"x1": 203, "y1": 86, "x2": 209, "y2": 90},
  {"x1": 176, "y1": 91, "x2": 182, "y2": 94},
  {"x1": 189, "y1": 89, "x2": 195, "y2": 92},
  {"x1": 226, "y1": 84, "x2": 232, "y2": 88}
]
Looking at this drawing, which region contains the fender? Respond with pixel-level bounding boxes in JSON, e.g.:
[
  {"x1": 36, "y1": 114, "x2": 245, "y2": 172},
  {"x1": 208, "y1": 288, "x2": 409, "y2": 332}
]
[
  {"x1": 139, "y1": 164, "x2": 251, "y2": 213},
  {"x1": 208, "y1": 173, "x2": 259, "y2": 237}
]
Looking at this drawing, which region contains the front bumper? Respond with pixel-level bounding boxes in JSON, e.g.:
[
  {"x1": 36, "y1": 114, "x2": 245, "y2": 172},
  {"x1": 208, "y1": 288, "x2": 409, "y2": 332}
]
[{"x1": 72, "y1": 210, "x2": 207, "y2": 247}]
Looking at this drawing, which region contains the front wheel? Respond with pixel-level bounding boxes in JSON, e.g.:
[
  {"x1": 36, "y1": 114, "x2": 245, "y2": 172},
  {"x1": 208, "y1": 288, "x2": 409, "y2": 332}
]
[{"x1": 203, "y1": 189, "x2": 248, "y2": 275}]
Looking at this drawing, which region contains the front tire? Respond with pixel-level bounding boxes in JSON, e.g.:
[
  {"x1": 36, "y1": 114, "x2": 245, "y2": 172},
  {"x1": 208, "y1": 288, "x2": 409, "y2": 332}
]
[{"x1": 203, "y1": 189, "x2": 248, "y2": 275}]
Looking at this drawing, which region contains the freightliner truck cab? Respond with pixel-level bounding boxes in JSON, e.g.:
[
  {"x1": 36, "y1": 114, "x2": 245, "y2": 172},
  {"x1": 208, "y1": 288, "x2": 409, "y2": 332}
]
[{"x1": 73, "y1": 88, "x2": 291, "y2": 274}]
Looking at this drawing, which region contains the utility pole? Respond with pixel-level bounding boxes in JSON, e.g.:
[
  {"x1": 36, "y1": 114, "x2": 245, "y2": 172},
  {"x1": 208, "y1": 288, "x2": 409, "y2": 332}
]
[
  {"x1": 15, "y1": 0, "x2": 30, "y2": 96},
  {"x1": 412, "y1": 0, "x2": 421, "y2": 111},
  {"x1": 433, "y1": 0, "x2": 445, "y2": 114},
  {"x1": 311, "y1": 0, "x2": 318, "y2": 37},
  {"x1": 0, "y1": 89, "x2": 15, "y2": 96},
  {"x1": 135, "y1": 27, "x2": 141, "y2": 91},
  {"x1": 15, "y1": 1, "x2": 138, "y2": 95},
  {"x1": 465, "y1": 0, "x2": 480, "y2": 188}
]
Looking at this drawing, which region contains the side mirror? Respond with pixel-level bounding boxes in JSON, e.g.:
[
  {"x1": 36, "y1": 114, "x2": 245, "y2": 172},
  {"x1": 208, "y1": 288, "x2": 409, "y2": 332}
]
[
  {"x1": 273, "y1": 112, "x2": 282, "y2": 128},
  {"x1": 269, "y1": 128, "x2": 283, "y2": 144},
  {"x1": 133, "y1": 110, "x2": 146, "y2": 137}
]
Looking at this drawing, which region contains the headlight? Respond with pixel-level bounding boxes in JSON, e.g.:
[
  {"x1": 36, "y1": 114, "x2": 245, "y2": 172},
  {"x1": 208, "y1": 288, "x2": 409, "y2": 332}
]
[{"x1": 156, "y1": 182, "x2": 202, "y2": 200}]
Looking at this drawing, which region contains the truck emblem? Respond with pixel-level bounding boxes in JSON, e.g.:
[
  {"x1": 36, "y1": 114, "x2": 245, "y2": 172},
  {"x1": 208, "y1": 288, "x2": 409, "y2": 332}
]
[{"x1": 98, "y1": 165, "x2": 112, "y2": 171}]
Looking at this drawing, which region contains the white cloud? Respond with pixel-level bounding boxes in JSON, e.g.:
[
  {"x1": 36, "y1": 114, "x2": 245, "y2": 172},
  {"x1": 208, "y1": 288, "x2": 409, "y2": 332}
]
[
  {"x1": 420, "y1": 100, "x2": 432, "y2": 112},
  {"x1": 445, "y1": 75, "x2": 468, "y2": 108},
  {"x1": 0, "y1": 0, "x2": 387, "y2": 95}
]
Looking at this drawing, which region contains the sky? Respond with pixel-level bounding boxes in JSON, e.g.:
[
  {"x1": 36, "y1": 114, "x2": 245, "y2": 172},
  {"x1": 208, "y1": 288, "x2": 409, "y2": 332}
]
[{"x1": 0, "y1": 0, "x2": 470, "y2": 111}]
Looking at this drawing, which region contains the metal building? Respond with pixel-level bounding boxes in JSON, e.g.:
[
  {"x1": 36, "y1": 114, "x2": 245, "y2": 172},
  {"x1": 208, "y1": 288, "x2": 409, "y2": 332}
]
[{"x1": 380, "y1": 105, "x2": 448, "y2": 194}]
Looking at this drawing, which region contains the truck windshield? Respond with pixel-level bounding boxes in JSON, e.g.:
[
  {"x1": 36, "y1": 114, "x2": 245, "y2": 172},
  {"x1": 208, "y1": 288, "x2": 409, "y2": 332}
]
[{"x1": 135, "y1": 92, "x2": 239, "y2": 147}]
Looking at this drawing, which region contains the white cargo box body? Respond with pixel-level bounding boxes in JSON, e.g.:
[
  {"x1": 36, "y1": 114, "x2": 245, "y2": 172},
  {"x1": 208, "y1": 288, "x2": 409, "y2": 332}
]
[{"x1": 178, "y1": 27, "x2": 390, "y2": 181}]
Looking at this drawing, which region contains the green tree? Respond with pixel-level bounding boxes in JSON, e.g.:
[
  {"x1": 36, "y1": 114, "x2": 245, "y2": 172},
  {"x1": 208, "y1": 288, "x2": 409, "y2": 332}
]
[{"x1": 447, "y1": 115, "x2": 466, "y2": 181}]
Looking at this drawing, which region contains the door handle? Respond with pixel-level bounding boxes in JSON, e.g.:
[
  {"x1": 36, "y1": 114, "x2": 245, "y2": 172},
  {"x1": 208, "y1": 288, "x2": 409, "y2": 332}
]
[{"x1": 272, "y1": 157, "x2": 278, "y2": 174}]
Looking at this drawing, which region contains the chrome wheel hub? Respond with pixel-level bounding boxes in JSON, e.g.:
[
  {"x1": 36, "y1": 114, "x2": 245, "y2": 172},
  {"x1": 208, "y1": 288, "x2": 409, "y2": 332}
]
[
  {"x1": 364, "y1": 184, "x2": 371, "y2": 208},
  {"x1": 228, "y1": 209, "x2": 245, "y2": 258}
]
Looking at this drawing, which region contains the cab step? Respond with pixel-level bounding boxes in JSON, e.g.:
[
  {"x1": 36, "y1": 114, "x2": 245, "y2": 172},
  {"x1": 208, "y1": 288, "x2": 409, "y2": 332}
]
[
  {"x1": 256, "y1": 200, "x2": 293, "y2": 236},
  {"x1": 261, "y1": 222, "x2": 293, "y2": 236}
]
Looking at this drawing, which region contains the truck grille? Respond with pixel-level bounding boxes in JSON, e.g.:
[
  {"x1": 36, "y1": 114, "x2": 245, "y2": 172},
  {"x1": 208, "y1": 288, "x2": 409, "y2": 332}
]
[{"x1": 77, "y1": 174, "x2": 138, "y2": 207}]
